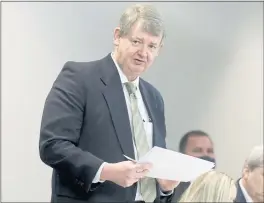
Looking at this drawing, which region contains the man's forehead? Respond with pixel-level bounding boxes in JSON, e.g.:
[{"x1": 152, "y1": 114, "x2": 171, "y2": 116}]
[
  {"x1": 129, "y1": 22, "x2": 163, "y2": 43},
  {"x1": 131, "y1": 29, "x2": 162, "y2": 40},
  {"x1": 187, "y1": 136, "x2": 213, "y2": 146}
]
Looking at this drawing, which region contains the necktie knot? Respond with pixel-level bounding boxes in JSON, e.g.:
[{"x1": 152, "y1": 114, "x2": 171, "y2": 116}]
[{"x1": 125, "y1": 82, "x2": 137, "y2": 95}]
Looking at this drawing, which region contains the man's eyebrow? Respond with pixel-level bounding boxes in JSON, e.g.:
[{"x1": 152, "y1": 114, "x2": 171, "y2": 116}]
[
  {"x1": 150, "y1": 42, "x2": 158, "y2": 46},
  {"x1": 132, "y1": 36, "x2": 143, "y2": 41},
  {"x1": 192, "y1": 147, "x2": 202, "y2": 151},
  {"x1": 131, "y1": 36, "x2": 159, "y2": 46}
]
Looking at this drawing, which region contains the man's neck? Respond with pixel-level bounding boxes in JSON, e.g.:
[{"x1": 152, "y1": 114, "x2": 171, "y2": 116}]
[
  {"x1": 123, "y1": 71, "x2": 137, "y2": 82},
  {"x1": 112, "y1": 51, "x2": 138, "y2": 82}
]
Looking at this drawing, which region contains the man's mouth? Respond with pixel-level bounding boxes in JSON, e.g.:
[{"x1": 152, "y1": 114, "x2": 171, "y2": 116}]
[{"x1": 134, "y1": 59, "x2": 145, "y2": 64}]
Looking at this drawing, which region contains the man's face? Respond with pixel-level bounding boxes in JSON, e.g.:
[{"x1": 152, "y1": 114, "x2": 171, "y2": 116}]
[
  {"x1": 243, "y1": 166, "x2": 264, "y2": 202},
  {"x1": 113, "y1": 21, "x2": 163, "y2": 80},
  {"x1": 184, "y1": 135, "x2": 215, "y2": 159}
]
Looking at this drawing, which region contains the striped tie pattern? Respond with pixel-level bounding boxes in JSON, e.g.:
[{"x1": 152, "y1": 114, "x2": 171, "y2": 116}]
[{"x1": 125, "y1": 82, "x2": 157, "y2": 202}]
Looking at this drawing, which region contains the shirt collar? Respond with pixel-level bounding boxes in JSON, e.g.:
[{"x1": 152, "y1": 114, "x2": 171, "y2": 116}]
[
  {"x1": 239, "y1": 179, "x2": 253, "y2": 202},
  {"x1": 111, "y1": 53, "x2": 139, "y2": 88}
]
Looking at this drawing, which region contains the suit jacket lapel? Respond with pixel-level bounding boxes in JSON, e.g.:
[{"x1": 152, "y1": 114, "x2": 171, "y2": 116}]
[{"x1": 100, "y1": 54, "x2": 135, "y2": 160}]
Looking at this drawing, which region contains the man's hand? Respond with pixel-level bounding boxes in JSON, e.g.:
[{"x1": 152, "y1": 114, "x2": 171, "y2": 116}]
[
  {"x1": 157, "y1": 179, "x2": 180, "y2": 193},
  {"x1": 100, "y1": 161, "x2": 152, "y2": 188}
]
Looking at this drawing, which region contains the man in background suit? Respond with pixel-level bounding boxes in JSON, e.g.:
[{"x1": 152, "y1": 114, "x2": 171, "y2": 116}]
[
  {"x1": 170, "y1": 130, "x2": 216, "y2": 202},
  {"x1": 39, "y1": 4, "x2": 178, "y2": 203},
  {"x1": 235, "y1": 145, "x2": 263, "y2": 203}
]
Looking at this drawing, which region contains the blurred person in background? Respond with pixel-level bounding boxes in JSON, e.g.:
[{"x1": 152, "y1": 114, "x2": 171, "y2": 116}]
[
  {"x1": 170, "y1": 130, "x2": 216, "y2": 202},
  {"x1": 235, "y1": 145, "x2": 264, "y2": 203},
  {"x1": 178, "y1": 170, "x2": 237, "y2": 202},
  {"x1": 178, "y1": 130, "x2": 216, "y2": 163}
]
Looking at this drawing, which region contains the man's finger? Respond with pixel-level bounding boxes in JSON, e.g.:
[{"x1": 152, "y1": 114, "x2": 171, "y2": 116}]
[
  {"x1": 133, "y1": 169, "x2": 150, "y2": 179},
  {"x1": 135, "y1": 162, "x2": 153, "y2": 171}
]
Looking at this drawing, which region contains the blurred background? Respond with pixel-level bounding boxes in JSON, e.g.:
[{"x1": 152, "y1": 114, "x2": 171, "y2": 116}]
[{"x1": 2, "y1": 1, "x2": 263, "y2": 201}]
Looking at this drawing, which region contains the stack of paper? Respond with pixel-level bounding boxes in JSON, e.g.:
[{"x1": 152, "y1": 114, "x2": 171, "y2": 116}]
[{"x1": 124, "y1": 146, "x2": 215, "y2": 182}]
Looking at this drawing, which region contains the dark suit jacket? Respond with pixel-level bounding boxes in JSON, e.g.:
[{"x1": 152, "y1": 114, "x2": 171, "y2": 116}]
[
  {"x1": 235, "y1": 178, "x2": 247, "y2": 203},
  {"x1": 39, "y1": 53, "x2": 167, "y2": 203},
  {"x1": 169, "y1": 182, "x2": 190, "y2": 202}
]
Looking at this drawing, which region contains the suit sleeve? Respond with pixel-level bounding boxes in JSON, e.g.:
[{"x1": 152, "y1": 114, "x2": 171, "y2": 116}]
[{"x1": 39, "y1": 61, "x2": 104, "y2": 192}]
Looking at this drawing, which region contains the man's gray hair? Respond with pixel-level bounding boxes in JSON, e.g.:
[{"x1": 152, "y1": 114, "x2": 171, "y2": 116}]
[
  {"x1": 119, "y1": 4, "x2": 166, "y2": 42},
  {"x1": 245, "y1": 145, "x2": 263, "y2": 170}
]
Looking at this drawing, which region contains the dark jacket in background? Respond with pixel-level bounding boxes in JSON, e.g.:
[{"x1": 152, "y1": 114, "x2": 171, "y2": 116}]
[{"x1": 235, "y1": 178, "x2": 247, "y2": 203}]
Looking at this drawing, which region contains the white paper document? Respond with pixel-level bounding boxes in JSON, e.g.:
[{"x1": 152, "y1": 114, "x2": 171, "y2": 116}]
[{"x1": 124, "y1": 146, "x2": 215, "y2": 182}]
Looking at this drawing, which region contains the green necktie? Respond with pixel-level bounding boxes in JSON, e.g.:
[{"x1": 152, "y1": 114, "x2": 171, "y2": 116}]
[{"x1": 125, "y1": 82, "x2": 157, "y2": 202}]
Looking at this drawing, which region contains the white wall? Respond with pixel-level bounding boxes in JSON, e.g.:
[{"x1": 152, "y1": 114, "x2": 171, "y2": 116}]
[
  {"x1": 2, "y1": 2, "x2": 263, "y2": 201},
  {"x1": 192, "y1": 23, "x2": 263, "y2": 179}
]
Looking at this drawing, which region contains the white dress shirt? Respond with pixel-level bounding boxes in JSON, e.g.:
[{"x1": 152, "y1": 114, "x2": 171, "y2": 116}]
[
  {"x1": 92, "y1": 54, "x2": 171, "y2": 200},
  {"x1": 239, "y1": 179, "x2": 253, "y2": 202}
]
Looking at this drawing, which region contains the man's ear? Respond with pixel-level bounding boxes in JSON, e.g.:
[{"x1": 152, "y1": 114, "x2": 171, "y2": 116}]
[
  {"x1": 243, "y1": 167, "x2": 250, "y2": 179},
  {"x1": 113, "y1": 27, "x2": 121, "y2": 46}
]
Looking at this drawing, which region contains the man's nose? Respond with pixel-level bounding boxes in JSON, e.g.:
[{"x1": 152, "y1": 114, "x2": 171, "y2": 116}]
[
  {"x1": 201, "y1": 150, "x2": 210, "y2": 157},
  {"x1": 138, "y1": 44, "x2": 148, "y2": 58}
]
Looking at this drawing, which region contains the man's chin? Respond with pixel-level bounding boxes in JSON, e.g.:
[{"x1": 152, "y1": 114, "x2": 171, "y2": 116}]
[{"x1": 129, "y1": 65, "x2": 145, "y2": 75}]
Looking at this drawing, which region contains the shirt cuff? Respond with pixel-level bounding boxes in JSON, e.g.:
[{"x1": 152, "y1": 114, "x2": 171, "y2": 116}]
[{"x1": 92, "y1": 162, "x2": 107, "y2": 183}]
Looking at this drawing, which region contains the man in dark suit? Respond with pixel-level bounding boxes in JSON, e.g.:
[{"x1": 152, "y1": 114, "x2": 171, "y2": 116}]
[
  {"x1": 39, "y1": 4, "x2": 178, "y2": 203},
  {"x1": 170, "y1": 130, "x2": 216, "y2": 202},
  {"x1": 235, "y1": 145, "x2": 263, "y2": 203}
]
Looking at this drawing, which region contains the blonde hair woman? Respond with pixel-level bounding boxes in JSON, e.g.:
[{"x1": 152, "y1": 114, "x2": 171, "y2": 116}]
[{"x1": 178, "y1": 170, "x2": 237, "y2": 202}]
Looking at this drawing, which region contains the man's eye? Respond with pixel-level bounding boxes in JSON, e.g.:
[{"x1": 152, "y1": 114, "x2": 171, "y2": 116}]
[
  {"x1": 149, "y1": 45, "x2": 157, "y2": 49},
  {"x1": 208, "y1": 149, "x2": 214, "y2": 154},
  {"x1": 192, "y1": 148, "x2": 202, "y2": 153},
  {"x1": 132, "y1": 40, "x2": 140, "y2": 44}
]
